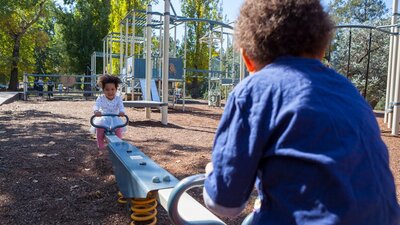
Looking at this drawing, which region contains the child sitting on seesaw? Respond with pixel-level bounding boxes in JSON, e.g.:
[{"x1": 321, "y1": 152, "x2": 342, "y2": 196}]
[{"x1": 90, "y1": 75, "x2": 126, "y2": 151}]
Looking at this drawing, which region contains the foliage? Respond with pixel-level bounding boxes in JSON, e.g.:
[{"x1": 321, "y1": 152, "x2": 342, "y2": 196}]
[
  {"x1": 108, "y1": 0, "x2": 154, "y2": 74},
  {"x1": 328, "y1": 0, "x2": 387, "y2": 24},
  {"x1": 328, "y1": 0, "x2": 389, "y2": 109},
  {"x1": 180, "y1": 0, "x2": 222, "y2": 98},
  {"x1": 0, "y1": 0, "x2": 50, "y2": 90},
  {"x1": 56, "y1": 0, "x2": 112, "y2": 74}
]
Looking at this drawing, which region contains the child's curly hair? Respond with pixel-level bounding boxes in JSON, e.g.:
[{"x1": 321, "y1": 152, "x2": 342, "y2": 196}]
[
  {"x1": 97, "y1": 75, "x2": 122, "y2": 89},
  {"x1": 235, "y1": 0, "x2": 334, "y2": 64}
]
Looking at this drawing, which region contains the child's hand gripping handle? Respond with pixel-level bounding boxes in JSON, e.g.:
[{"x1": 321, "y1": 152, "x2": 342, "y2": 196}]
[{"x1": 90, "y1": 114, "x2": 129, "y2": 133}]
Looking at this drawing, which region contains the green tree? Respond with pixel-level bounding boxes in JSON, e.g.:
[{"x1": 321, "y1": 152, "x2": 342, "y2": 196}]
[
  {"x1": 328, "y1": 0, "x2": 389, "y2": 108},
  {"x1": 107, "y1": 0, "x2": 151, "y2": 74},
  {"x1": 329, "y1": 0, "x2": 387, "y2": 24},
  {"x1": 181, "y1": 0, "x2": 221, "y2": 98},
  {"x1": 0, "y1": 0, "x2": 48, "y2": 90},
  {"x1": 57, "y1": 0, "x2": 112, "y2": 74}
]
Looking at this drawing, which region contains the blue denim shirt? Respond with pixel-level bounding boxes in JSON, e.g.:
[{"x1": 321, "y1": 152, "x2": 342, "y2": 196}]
[{"x1": 204, "y1": 56, "x2": 400, "y2": 224}]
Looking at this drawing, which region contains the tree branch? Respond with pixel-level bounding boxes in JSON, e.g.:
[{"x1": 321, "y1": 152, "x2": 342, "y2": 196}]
[
  {"x1": 5, "y1": 20, "x2": 17, "y2": 38},
  {"x1": 21, "y1": 0, "x2": 46, "y2": 34},
  {"x1": 357, "y1": 46, "x2": 381, "y2": 64}
]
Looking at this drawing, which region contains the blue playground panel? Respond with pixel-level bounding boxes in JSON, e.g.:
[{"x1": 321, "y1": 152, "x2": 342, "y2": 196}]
[
  {"x1": 168, "y1": 58, "x2": 184, "y2": 80},
  {"x1": 134, "y1": 59, "x2": 153, "y2": 79},
  {"x1": 134, "y1": 58, "x2": 183, "y2": 80}
]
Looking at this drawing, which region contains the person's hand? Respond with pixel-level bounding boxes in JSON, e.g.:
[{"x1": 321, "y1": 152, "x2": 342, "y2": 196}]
[
  {"x1": 94, "y1": 111, "x2": 102, "y2": 117},
  {"x1": 205, "y1": 162, "x2": 213, "y2": 176},
  {"x1": 119, "y1": 112, "x2": 125, "y2": 117}
]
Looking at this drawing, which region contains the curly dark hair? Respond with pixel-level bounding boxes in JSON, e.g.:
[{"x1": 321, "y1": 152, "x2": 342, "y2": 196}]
[
  {"x1": 97, "y1": 75, "x2": 121, "y2": 89},
  {"x1": 234, "y1": 0, "x2": 335, "y2": 64}
]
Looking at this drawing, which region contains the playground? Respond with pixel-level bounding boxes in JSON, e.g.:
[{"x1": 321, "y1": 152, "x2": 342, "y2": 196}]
[
  {"x1": 0, "y1": 99, "x2": 245, "y2": 224},
  {"x1": 0, "y1": 99, "x2": 399, "y2": 224},
  {"x1": 2, "y1": 0, "x2": 400, "y2": 223}
]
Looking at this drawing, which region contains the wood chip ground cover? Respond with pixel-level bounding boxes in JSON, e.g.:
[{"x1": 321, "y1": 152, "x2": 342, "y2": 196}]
[{"x1": 0, "y1": 100, "x2": 398, "y2": 224}]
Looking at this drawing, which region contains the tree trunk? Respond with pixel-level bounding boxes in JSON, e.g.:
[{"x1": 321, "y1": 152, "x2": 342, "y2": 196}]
[{"x1": 8, "y1": 36, "x2": 21, "y2": 91}]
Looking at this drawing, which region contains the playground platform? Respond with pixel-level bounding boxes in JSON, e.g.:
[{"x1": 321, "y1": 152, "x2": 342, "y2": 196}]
[{"x1": 0, "y1": 92, "x2": 21, "y2": 106}]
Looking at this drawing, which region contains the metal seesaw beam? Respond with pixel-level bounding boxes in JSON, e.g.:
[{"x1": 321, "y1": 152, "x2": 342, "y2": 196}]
[
  {"x1": 106, "y1": 135, "x2": 180, "y2": 198},
  {"x1": 90, "y1": 114, "x2": 225, "y2": 224},
  {"x1": 106, "y1": 136, "x2": 225, "y2": 224}
]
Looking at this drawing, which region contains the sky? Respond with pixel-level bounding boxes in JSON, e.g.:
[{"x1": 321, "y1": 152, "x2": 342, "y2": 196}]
[
  {"x1": 152, "y1": 0, "x2": 243, "y2": 23},
  {"x1": 151, "y1": 0, "x2": 395, "y2": 40},
  {"x1": 55, "y1": 0, "x2": 396, "y2": 23},
  {"x1": 55, "y1": 0, "x2": 395, "y2": 41},
  {"x1": 152, "y1": 0, "x2": 395, "y2": 22}
]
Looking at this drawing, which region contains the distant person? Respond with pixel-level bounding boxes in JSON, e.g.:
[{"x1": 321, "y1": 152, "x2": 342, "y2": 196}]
[
  {"x1": 37, "y1": 78, "x2": 44, "y2": 97},
  {"x1": 47, "y1": 78, "x2": 54, "y2": 99},
  {"x1": 203, "y1": 0, "x2": 400, "y2": 224},
  {"x1": 89, "y1": 75, "x2": 126, "y2": 151},
  {"x1": 58, "y1": 83, "x2": 63, "y2": 94},
  {"x1": 33, "y1": 77, "x2": 39, "y2": 95}
]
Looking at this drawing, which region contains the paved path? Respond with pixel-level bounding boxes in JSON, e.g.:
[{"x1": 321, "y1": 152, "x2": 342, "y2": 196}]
[{"x1": 0, "y1": 92, "x2": 20, "y2": 106}]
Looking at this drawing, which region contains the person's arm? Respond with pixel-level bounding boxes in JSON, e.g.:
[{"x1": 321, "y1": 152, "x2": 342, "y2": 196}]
[
  {"x1": 204, "y1": 91, "x2": 271, "y2": 218},
  {"x1": 93, "y1": 96, "x2": 102, "y2": 116}
]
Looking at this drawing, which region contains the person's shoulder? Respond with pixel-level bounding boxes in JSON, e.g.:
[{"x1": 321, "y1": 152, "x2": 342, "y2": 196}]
[{"x1": 232, "y1": 66, "x2": 278, "y2": 99}]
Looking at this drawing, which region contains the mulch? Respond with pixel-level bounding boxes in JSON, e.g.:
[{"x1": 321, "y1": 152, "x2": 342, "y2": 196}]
[{"x1": 0, "y1": 99, "x2": 398, "y2": 225}]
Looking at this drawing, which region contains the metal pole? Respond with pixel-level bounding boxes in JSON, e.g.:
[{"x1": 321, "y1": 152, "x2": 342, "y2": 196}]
[
  {"x1": 220, "y1": 27, "x2": 223, "y2": 73},
  {"x1": 208, "y1": 25, "x2": 212, "y2": 106},
  {"x1": 110, "y1": 33, "x2": 113, "y2": 74},
  {"x1": 392, "y1": 38, "x2": 400, "y2": 135},
  {"x1": 145, "y1": 5, "x2": 152, "y2": 119},
  {"x1": 158, "y1": 16, "x2": 163, "y2": 81},
  {"x1": 131, "y1": 13, "x2": 135, "y2": 57},
  {"x1": 225, "y1": 33, "x2": 229, "y2": 99},
  {"x1": 174, "y1": 25, "x2": 177, "y2": 57},
  {"x1": 171, "y1": 24, "x2": 177, "y2": 109},
  {"x1": 392, "y1": 0, "x2": 400, "y2": 135},
  {"x1": 363, "y1": 29, "x2": 372, "y2": 99},
  {"x1": 225, "y1": 33, "x2": 228, "y2": 80},
  {"x1": 346, "y1": 29, "x2": 352, "y2": 79},
  {"x1": 103, "y1": 40, "x2": 106, "y2": 74},
  {"x1": 383, "y1": 31, "x2": 394, "y2": 123},
  {"x1": 389, "y1": 26, "x2": 399, "y2": 128},
  {"x1": 162, "y1": 0, "x2": 170, "y2": 125},
  {"x1": 232, "y1": 35, "x2": 235, "y2": 82},
  {"x1": 120, "y1": 23, "x2": 123, "y2": 77},
  {"x1": 392, "y1": 89, "x2": 400, "y2": 135},
  {"x1": 218, "y1": 26, "x2": 223, "y2": 107},
  {"x1": 132, "y1": 12, "x2": 136, "y2": 100},
  {"x1": 385, "y1": 0, "x2": 398, "y2": 124},
  {"x1": 106, "y1": 37, "x2": 109, "y2": 74},
  {"x1": 125, "y1": 18, "x2": 129, "y2": 58},
  {"x1": 94, "y1": 54, "x2": 97, "y2": 75},
  {"x1": 159, "y1": 15, "x2": 163, "y2": 95},
  {"x1": 183, "y1": 22, "x2": 187, "y2": 111},
  {"x1": 122, "y1": 21, "x2": 127, "y2": 99}
]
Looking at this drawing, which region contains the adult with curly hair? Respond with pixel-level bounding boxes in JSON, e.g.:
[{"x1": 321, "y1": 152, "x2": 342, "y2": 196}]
[{"x1": 203, "y1": 0, "x2": 400, "y2": 224}]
